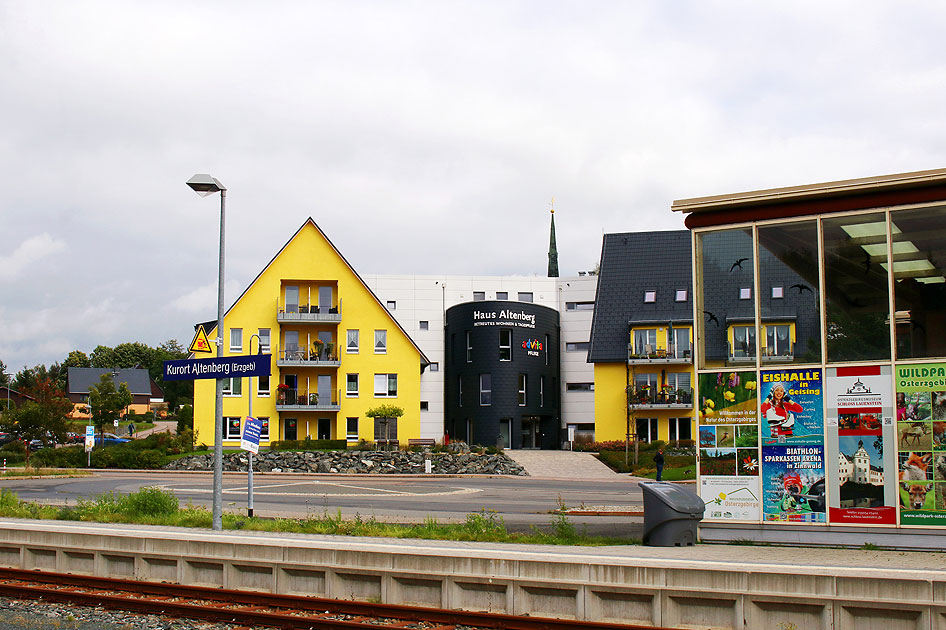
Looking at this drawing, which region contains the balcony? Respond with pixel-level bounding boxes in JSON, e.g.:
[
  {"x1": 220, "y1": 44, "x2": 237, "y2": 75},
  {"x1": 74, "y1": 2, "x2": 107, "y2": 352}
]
[
  {"x1": 627, "y1": 387, "x2": 693, "y2": 409},
  {"x1": 627, "y1": 344, "x2": 692, "y2": 364},
  {"x1": 728, "y1": 342, "x2": 756, "y2": 364},
  {"x1": 762, "y1": 343, "x2": 795, "y2": 363},
  {"x1": 277, "y1": 300, "x2": 342, "y2": 324},
  {"x1": 275, "y1": 388, "x2": 341, "y2": 412},
  {"x1": 276, "y1": 347, "x2": 340, "y2": 368}
]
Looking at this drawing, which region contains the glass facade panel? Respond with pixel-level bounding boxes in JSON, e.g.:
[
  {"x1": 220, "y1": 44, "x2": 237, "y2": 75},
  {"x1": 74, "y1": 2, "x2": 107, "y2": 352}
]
[
  {"x1": 823, "y1": 212, "x2": 891, "y2": 362},
  {"x1": 891, "y1": 205, "x2": 946, "y2": 359},
  {"x1": 696, "y1": 228, "x2": 755, "y2": 369},
  {"x1": 758, "y1": 220, "x2": 821, "y2": 365}
]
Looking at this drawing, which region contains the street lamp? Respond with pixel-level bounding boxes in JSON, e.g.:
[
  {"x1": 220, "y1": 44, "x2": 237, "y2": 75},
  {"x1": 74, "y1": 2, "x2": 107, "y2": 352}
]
[{"x1": 186, "y1": 173, "x2": 227, "y2": 531}]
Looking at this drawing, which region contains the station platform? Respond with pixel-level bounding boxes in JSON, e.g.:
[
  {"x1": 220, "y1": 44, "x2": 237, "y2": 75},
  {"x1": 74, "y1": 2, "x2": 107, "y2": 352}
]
[{"x1": 0, "y1": 518, "x2": 942, "y2": 629}]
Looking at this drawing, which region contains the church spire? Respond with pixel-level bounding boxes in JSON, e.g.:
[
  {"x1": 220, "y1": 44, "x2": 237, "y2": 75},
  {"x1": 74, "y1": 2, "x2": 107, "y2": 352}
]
[{"x1": 547, "y1": 198, "x2": 559, "y2": 278}]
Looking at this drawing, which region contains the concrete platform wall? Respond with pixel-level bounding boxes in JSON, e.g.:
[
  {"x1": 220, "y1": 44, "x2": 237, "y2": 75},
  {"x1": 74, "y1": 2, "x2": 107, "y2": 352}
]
[{"x1": 0, "y1": 520, "x2": 944, "y2": 629}]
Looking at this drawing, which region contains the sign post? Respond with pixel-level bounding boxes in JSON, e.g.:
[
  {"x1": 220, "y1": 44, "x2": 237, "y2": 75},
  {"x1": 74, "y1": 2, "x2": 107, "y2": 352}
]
[
  {"x1": 241, "y1": 417, "x2": 262, "y2": 518},
  {"x1": 85, "y1": 425, "x2": 94, "y2": 467}
]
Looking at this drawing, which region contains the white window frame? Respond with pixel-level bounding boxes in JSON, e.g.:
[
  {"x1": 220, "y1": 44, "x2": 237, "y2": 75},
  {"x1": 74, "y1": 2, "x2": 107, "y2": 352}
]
[
  {"x1": 222, "y1": 377, "x2": 242, "y2": 397},
  {"x1": 374, "y1": 373, "x2": 397, "y2": 398},
  {"x1": 458, "y1": 377, "x2": 463, "y2": 407},
  {"x1": 480, "y1": 374, "x2": 491, "y2": 406},
  {"x1": 539, "y1": 376, "x2": 545, "y2": 407},
  {"x1": 374, "y1": 330, "x2": 387, "y2": 354},
  {"x1": 230, "y1": 328, "x2": 243, "y2": 352},
  {"x1": 675, "y1": 290, "x2": 687, "y2": 302},
  {"x1": 258, "y1": 328, "x2": 271, "y2": 352},
  {"x1": 518, "y1": 374, "x2": 527, "y2": 406},
  {"x1": 499, "y1": 329, "x2": 512, "y2": 361},
  {"x1": 259, "y1": 417, "x2": 269, "y2": 440},
  {"x1": 258, "y1": 375, "x2": 270, "y2": 397},
  {"x1": 739, "y1": 287, "x2": 752, "y2": 300},
  {"x1": 346, "y1": 373, "x2": 359, "y2": 397},
  {"x1": 225, "y1": 416, "x2": 241, "y2": 440},
  {"x1": 772, "y1": 286, "x2": 784, "y2": 299},
  {"x1": 347, "y1": 329, "x2": 359, "y2": 354},
  {"x1": 346, "y1": 417, "x2": 358, "y2": 443},
  {"x1": 496, "y1": 291, "x2": 508, "y2": 300},
  {"x1": 473, "y1": 291, "x2": 486, "y2": 301},
  {"x1": 643, "y1": 290, "x2": 656, "y2": 303},
  {"x1": 518, "y1": 292, "x2": 533, "y2": 302},
  {"x1": 466, "y1": 332, "x2": 472, "y2": 362}
]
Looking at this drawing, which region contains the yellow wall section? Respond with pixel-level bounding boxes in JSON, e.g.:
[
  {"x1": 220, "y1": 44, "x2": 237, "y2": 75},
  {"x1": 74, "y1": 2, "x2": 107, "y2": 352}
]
[
  {"x1": 593, "y1": 363, "x2": 627, "y2": 441},
  {"x1": 193, "y1": 220, "x2": 424, "y2": 447}
]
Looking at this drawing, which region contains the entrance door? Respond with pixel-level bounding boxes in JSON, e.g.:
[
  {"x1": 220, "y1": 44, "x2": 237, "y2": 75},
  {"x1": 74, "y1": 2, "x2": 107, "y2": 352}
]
[
  {"x1": 285, "y1": 286, "x2": 299, "y2": 313},
  {"x1": 521, "y1": 417, "x2": 539, "y2": 449},
  {"x1": 500, "y1": 419, "x2": 512, "y2": 450},
  {"x1": 284, "y1": 418, "x2": 297, "y2": 441},
  {"x1": 317, "y1": 418, "x2": 331, "y2": 440},
  {"x1": 284, "y1": 331, "x2": 299, "y2": 360}
]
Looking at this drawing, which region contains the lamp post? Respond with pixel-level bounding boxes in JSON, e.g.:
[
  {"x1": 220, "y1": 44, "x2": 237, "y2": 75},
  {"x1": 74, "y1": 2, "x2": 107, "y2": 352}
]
[{"x1": 186, "y1": 173, "x2": 227, "y2": 531}]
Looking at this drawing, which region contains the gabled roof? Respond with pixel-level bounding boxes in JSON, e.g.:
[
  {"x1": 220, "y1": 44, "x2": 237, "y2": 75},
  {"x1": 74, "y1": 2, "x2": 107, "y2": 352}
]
[
  {"x1": 589, "y1": 230, "x2": 693, "y2": 363},
  {"x1": 67, "y1": 368, "x2": 153, "y2": 396},
  {"x1": 201, "y1": 218, "x2": 430, "y2": 367}
]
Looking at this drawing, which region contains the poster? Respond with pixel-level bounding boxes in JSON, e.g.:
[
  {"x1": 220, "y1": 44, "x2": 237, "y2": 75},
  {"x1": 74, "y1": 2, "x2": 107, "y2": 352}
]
[
  {"x1": 825, "y1": 366, "x2": 895, "y2": 525},
  {"x1": 759, "y1": 369, "x2": 826, "y2": 523},
  {"x1": 701, "y1": 476, "x2": 760, "y2": 521},
  {"x1": 762, "y1": 444, "x2": 826, "y2": 522},
  {"x1": 697, "y1": 371, "x2": 759, "y2": 520},
  {"x1": 895, "y1": 362, "x2": 946, "y2": 526}
]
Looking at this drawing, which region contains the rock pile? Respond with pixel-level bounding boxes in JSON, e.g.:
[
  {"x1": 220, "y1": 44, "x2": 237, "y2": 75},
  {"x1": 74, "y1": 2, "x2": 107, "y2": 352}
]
[{"x1": 163, "y1": 449, "x2": 528, "y2": 475}]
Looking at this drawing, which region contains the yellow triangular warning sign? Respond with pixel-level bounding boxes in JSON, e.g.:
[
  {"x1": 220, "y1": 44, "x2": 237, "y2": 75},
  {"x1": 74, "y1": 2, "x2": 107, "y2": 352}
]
[{"x1": 189, "y1": 325, "x2": 214, "y2": 354}]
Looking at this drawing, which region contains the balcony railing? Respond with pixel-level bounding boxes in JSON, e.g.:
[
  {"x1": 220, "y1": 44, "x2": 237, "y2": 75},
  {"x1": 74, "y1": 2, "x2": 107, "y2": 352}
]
[
  {"x1": 627, "y1": 387, "x2": 693, "y2": 408},
  {"x1": 728, "y1": 342, "x2": 756, "y2": 363},
  {"x1": 277, "y1": 299, "x2": 343, "y2": 324},
  {"x1": 627, "y1": 344, "x2": 692, "y2": 363},
  {"x1": 762, "y1": 342, "x2": 795, "y2": 362},
  {"x1": 276, "y1": 346, "x2": 340, "y2": 367},
  {"x1": 275, "y1": 388, "x2": 341, "y2": 411}
]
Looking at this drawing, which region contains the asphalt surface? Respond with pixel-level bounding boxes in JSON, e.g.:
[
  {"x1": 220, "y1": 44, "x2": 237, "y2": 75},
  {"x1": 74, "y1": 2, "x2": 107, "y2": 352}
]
[{"x1": 0, "y1": 472, "x2": 645, "y2": 537}]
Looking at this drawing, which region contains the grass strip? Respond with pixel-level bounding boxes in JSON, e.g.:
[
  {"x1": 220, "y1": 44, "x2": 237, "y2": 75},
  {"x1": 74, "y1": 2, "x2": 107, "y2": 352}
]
[{"x1": 0, "y1": 487, "x2": 640, "y2": 546}]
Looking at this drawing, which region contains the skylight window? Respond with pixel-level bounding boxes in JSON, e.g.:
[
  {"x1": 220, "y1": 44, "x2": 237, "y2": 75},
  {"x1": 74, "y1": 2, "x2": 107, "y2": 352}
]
[{"x1": 643, "y1": 291, "x2": 656, "y2": 303}]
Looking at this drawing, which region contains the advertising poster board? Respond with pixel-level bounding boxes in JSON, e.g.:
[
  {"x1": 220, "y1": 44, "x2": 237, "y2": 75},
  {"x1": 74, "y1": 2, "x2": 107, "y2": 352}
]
[
  {"x1": 698, "y1": 371, "x2": 760, "y2": 521},
  {"x1": 759, "y1": 369, "x2": 825, "y2": 523},
  {"x1": 825, "y1": 366, "x2": 895, "y2": 525},
  {"x1": 895, "y1": 362, "x2": 946, "y2": 526}
]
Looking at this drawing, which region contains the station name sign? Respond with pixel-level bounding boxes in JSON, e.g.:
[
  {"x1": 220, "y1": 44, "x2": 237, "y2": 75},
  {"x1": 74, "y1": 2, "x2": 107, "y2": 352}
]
[
  {"x1": 472, "y1": 309, "x2": 537, "y2": 329},
  {"x1": 163, "y1": 355, "x2": 272, "y2": 381}
]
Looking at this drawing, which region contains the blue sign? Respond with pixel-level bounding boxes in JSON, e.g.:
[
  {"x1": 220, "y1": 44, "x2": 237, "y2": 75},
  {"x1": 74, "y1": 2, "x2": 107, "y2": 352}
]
[
  {"x1": 241, "y1": 416, "x2": 263, "y2": 454},
  {"x1": 163, "y1": 354, "x2": 272, "y2": 381}
]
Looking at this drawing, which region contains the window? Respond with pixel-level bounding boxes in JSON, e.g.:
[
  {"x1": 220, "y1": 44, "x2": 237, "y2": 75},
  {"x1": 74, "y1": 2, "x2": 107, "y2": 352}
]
[
  {"x1": 739, "y1": 287, "x2": 752, "y2": 300},
  {"x1": 374, "y1": 373, "x2": 397, "y2": 397},
  {"x1": 518, "y1": 292, "x2": 533, "y2": 302},
  {"x1": 429, "y1": 362, "x2": 439, "y2": 372},
  {"x1": 420, "y1": 401, "x2": 429, "y2": 411},
  {"x1": 566, "y1": 301, "x2": 595, "y2": 311},
  {"x1": 665, "y1": 372, "x2": 691, "y2": 391},
  {"x1": 225, "y1": 417, "x2": 241, "y2": 440},
  {"x1": 458, "y1": 376, "x2": 463, "y2": 406},
  {"x1": 419, "y1": 321, "x2": 429, "y2": 330},
  {"x1": 386, "y1": 300, "x2": 396, "y2": 310},
  {"x1": 771, "y1": 286, "x2": 784, "y2": 299},
  {"x1": 346, "y1": 373, "x2": 359, "y2": 397},
  {"x1": 258, "y1": 328, "x2": 271, "y2": 352},
  {"x1": 347, "y1": 329, "x2": 359, "y2": 353},
  {"x1": 732, "y1": 325, "x2": 756, "y2": 358},
  {"x1": 374, "y1": 330, "x2": 386, "y2": 354},
  {"x1": 259, "y1": 417, "x2": 269, "y2": 440},
  {"x1": 643, "y1": 290, "x2": 656, "y2": 303},
  {"x1": 671, "y1": 327, "x2": 692, "y2": 359},
  {"x1": 230, "y1": 328, "x2": 243, "y2": 352},
  {"x1": 545, "y1": 334, "x2": 550, "y2": 365},
  {"x1": 675, "y1": 290, "x2": 687, "y2": 302},
  {"x1": 222, "y1": 377, "x2": 242, "y2": 397},
  {"x1": 518, "y1": 374, "x2": 527, "y2": 406},
  {"x1": 567, "y1": 383, "x2": 595, "y2": 392},
  {"x1": 479, "y1": 374, "x2": 491, "y2": 406},
  {"x1": 565, "y1": 342, "x2": 590, "y2": 352},
  {"x1": 636, "y1": 417, "x2": 659, "y2": 443},
  {"x1": 346, "y1": 418, "x2": 359, "y2": 442},
  {"x1": 633, "y1": 329, "x2": 657, "y2": 355},
  {"x1": 765, "y1": 324, "x2": 793, "y2": 357},
  {"x1": 473, "y1": 291, "x2": 486, "y2": 301},
  {"x1": 496, "y1": 292, "x2": 508, "y2": 300},
  {"x1": 258, "y1": 375, "x2": 270, "y2": 396},
  {"x1": 499, "y1": 329, "x2": 512, "y2": 361},
  {"x1": 466, "y1": 332, "x2": 472, "y2": 362},
  {"x1": 539, "y1": 376, "x2": 545, "y2": 407}
]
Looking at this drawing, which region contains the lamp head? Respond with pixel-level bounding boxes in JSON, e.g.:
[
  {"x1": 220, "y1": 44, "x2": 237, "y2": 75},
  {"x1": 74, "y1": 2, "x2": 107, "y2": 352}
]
[{"x1": 186, "y1": 173, "x2": 226, "y2": 196}]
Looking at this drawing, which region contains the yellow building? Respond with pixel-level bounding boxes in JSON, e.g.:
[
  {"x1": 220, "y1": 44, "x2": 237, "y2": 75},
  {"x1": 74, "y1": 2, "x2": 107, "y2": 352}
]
[
  {"x1": 589, "y1": 231, "x2": 696, "y2": 443},
  {"x1": 193, "y1": 219, "x2": 429, "y2": 447}
]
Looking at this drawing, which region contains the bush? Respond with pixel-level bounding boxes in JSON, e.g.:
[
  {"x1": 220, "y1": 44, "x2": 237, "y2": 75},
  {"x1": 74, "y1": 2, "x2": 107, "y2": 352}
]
[
  {"x1": 118, "y1": 486, "x2": 179, "y2": 517},
  {"x1": 270, "y1": 439, "x2": 347, "y2": 451}
]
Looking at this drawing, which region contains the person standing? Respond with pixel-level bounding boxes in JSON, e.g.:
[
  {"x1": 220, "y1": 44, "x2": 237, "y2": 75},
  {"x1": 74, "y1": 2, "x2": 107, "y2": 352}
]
[{"x1": 654, "y1": 448, "x2": 665, "y2": 481}]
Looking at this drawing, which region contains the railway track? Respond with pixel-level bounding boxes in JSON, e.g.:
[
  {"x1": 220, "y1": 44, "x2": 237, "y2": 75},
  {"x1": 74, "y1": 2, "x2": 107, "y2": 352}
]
[{"x1": 0, "y1": 567, "x2": 665, "y2": 629}]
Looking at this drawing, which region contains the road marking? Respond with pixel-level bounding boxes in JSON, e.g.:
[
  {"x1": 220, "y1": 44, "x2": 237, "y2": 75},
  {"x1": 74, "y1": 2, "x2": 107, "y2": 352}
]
[{"x1": 159, "y1": 484, "x2": 482, "y2": 498}]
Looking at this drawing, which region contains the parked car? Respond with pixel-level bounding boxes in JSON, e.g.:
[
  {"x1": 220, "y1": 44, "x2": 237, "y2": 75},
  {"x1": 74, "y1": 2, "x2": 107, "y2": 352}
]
[
  {"x1": 94, "y1": 433, "x2": 130, "y2": 446},
  {"x1": 0, "y1": 432, "x2": 16, "y2": 446}
]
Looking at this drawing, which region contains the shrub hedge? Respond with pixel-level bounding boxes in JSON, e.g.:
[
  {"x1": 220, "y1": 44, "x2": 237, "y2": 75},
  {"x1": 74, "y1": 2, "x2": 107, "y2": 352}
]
[{"x1": 270, "y1": 439, "x2": 347, "y2": 451}]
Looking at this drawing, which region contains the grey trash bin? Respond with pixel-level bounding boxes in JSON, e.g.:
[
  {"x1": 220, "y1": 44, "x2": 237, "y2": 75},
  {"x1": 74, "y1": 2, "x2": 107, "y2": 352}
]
[{"x1": 640, "y1": 481, "x2": 704, "y2": 546}]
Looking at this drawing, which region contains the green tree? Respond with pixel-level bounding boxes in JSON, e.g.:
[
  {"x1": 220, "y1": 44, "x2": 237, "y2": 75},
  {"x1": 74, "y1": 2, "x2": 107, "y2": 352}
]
[
  {"x1": 0, "y1": 359, "x2": 9, "y2": 387},
  {"x1": 88, "y1": 373, "x2": 132, "y2": 441},
  {"x1": 62, "y1": 350, "x2": 92, "y2": 369},
  {"x1": 0, "y1": 377, "x2": 71, "y2": 467}
]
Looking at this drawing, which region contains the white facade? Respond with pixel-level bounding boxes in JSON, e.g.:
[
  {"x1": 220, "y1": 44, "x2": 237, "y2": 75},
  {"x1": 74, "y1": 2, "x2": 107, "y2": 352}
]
[{"x1": 362, "y1": 274, "x2": 597, "y2": 443}]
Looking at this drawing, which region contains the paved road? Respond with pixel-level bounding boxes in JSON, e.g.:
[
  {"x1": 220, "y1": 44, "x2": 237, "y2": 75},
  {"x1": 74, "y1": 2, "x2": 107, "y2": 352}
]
[{"x1": 0, "y1": 472, "x2": 645, "y2": 536}]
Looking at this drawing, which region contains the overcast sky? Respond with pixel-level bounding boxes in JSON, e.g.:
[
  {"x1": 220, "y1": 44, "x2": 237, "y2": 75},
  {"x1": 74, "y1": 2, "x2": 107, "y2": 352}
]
[{"x1": 3, "y1": 1, "x2": 946, "y2": 372}]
